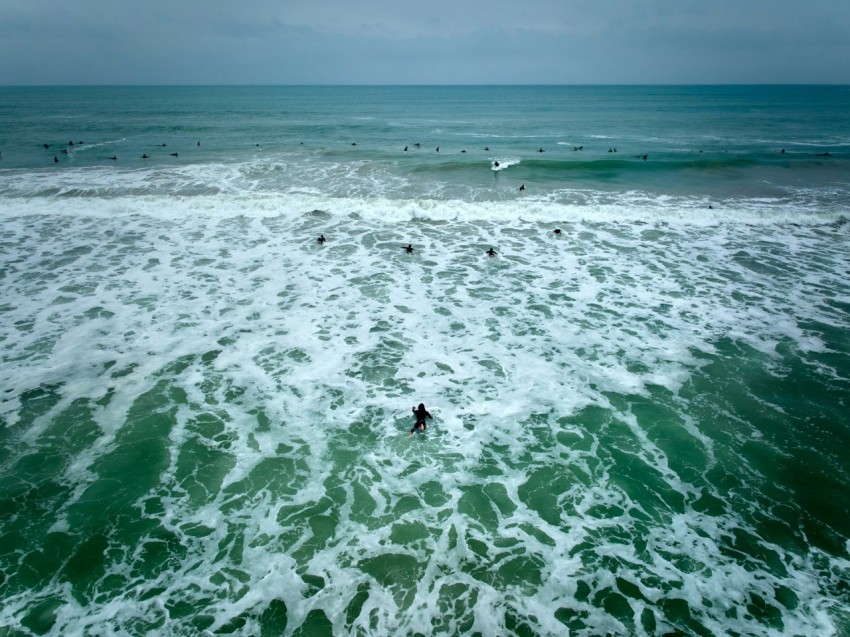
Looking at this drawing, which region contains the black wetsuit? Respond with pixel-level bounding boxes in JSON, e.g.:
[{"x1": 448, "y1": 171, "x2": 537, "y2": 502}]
[{"x1": 411, "y1": 405, "x2": 433, "y2": 433}]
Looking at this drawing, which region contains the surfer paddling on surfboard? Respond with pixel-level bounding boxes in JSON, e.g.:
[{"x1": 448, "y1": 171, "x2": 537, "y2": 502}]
[{"x1": 409, "y1": 403, "x2": 433, "y2": 436}]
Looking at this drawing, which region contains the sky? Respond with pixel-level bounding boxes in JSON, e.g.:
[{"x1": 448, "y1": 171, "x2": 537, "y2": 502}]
[{"x1": 1, "y1": 0, "x2": 849, "y2": 85}]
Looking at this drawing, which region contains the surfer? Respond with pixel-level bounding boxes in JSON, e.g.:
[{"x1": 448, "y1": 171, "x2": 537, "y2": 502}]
[
  {"x1": 318, "y1": 234, "x2": 326, "y2": 245},
  {"x1": 409, "y1": 403, "x2": 433, "y2": 436},
  {"x1": 486, "y1": 247, "x2": 497, "y2": 257},
  {"x1": 142, "y1": 154, "x2": 148, "y2": 159},
  {"x1": 170, "y1": 153, "x2": 178, "y2": 157},
  {"x1": 404, "y1": 146, "x2": 408, "y2": 151},
  {"x1": 404, "y1": 244, "x2": 413, "y2": 254},
  {"x1": 493, "y1": 161, "x2": 500, "y2": 168},
  {"x1": 554, "y1": 228, "x2": 562, "y2": 235},
  {"x1": 519, "y1": 184, "x2": 525, "y2": 191},
  {"x1": 53, "y1": 156, "x2": 58, "y2": 163},
  {"x1": 109, "y1": 156, "x2": 117, "y2": 160}
]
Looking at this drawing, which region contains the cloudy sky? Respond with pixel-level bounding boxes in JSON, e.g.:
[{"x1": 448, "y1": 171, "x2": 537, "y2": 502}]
[{"x1": 1, "y1": 0, "x2": 849, "y2": 85}]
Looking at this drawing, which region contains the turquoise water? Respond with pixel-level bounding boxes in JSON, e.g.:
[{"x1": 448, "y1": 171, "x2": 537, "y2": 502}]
[{"x1": 1, "y1": 86, "x2": 849, "y2": 636}]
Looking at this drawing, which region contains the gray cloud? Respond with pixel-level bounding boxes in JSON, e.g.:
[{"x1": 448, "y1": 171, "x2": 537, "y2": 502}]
[{"x1": 1, "y1": 0, "x2": 848, "y2": 84}]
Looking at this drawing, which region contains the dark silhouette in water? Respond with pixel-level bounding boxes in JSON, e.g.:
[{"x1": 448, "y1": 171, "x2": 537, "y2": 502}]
[
  {"x1": 537, "y1": 148, "x2": 544, "y2": 153},
  {"x1": 317, "y1": 234, "x2": 326, "y2": 245},
  {"x1": 404, "y1": 244, "x2": 413, "y2": 254},
  {"x1": 493, "y1": 161, "x2": 500, "y2": 168},
  {"x1": 109, "y1": 156, "x2": 117, "y2": 160},
  {"x1": 554, "y1": 228, "x2": 562, "y2": 235},
  {"x1": 170, "y1": 153, "x2": 178, "y2": 157},
  {"x1": 53, "y1": 156, "x2": 58, "y2": 163},
  {"x1": 43, "y1": 144, "x2": 49, "y2": 149},
  {"x1": 486, "y1": 247, "x2": 497, "y2": 257},
  {"x1": 142, "y1": 154, "x2": 148, "y2": 159},
  {"x1": 519, "y1": 184, "x2": 525, "y2": 191},
  {"x1": 404, "y1": 146, "x2": 408, "y2": 151},
  {"x1": 409, "y1": 403, "x2": 433, "y2": 436},
  {"x1": 436, "y1": 146, "x2": 439, "y2": 152},
  {"x1": 816, "y1": 152, "x2": 831, "y2": 157}
]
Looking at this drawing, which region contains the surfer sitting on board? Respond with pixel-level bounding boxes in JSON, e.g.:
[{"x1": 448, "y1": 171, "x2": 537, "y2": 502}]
[{"x1": 410, "y1": 403, "x2": 433, "y2": 436}]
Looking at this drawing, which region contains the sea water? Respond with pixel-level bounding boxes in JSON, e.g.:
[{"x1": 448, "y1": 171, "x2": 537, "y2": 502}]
[{"x1": 0, "y1": 85, "x2": 849, "y2": 636}]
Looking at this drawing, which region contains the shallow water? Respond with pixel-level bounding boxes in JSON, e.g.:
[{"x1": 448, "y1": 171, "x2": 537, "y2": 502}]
[{"x1": 1, "y1": 86, "x2": 849, "y2": 636}]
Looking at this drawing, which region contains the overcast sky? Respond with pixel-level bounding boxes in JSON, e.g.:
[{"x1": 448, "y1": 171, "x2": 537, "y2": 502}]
[{"x1": 1, "y1": 0, "x2": 849, "y2": 85}]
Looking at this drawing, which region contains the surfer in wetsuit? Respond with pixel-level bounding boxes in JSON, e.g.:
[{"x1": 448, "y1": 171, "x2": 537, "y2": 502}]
[{"x1": 410, "y1": 403, "x2": 432, "y2": 436}]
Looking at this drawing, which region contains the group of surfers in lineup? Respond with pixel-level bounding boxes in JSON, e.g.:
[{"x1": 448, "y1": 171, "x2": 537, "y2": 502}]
[
  {"x1": 43, "y1": 140, "x2": 201, "y2": 163},
  {"x1": 36, "y1": 137, "x2": 834, "y2": 165}
]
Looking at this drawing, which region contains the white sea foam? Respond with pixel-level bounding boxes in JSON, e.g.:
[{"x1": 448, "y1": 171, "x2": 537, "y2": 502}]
[{"x1": 1, "y1": 192, "x2": 848, "y2": 635}]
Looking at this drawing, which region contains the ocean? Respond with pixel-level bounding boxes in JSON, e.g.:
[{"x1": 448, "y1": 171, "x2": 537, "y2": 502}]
[{"x1": 0, "y1": 85, "x2": 848, "y2": 636}]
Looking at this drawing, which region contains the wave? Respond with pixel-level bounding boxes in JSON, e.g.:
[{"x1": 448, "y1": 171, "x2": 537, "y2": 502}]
[{"x1": 1, "y1": 155, "x2": 848, "y2": 224}]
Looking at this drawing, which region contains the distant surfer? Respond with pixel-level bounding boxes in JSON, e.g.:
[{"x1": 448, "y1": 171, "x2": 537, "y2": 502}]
[
  {"x1": 142, "y1": 154, "x2": 148, "y2": 159},
  {"x1": 170, "y1": 153, "x2": 178, "y2": 157},
  {"x1": 554, "y1": 228, "x2": 561, "y2": 235},
  {"x1": 486, "y1": 247, "x2": 497, "y2": 257},
  {"x1": 816, "y1": 152, "x2": 831, "y2": 157},
  {"x1": 493, "y1": 161, "x2": 500, "y2": 168},
  {"x1": 436, "y1": 146, "x2": 439, "y2": 152},
  {"x1": 404, "y1": 244, "x2": 413, "y2": 254},
  {"x1": 109, "y1": 155, "x2": 117, "y2": 160},
  {"x1": 409, "y1": 403, "x2": 433, "y2": 436},
  {"x1": 519, "y1": 184, "x2": 525, "y2": 191},
  {"x1": 318, "y1": 234, "x2": 326, "y2": 245},
  {"x1": 53, "y1": 156, "x2": 58, "y2": 163},
  {"x1": 537, "y1": 148, "x2": 544, "y2": 153},
  {"x1": 404, "y1": 146, "x2": 408, "y2": 151}
]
